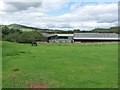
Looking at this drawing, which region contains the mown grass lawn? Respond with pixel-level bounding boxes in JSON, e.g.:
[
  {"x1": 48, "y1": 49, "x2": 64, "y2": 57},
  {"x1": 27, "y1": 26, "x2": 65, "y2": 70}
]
[{"x1": 2, "y1": 41, "x2": 118, "y2": 88}]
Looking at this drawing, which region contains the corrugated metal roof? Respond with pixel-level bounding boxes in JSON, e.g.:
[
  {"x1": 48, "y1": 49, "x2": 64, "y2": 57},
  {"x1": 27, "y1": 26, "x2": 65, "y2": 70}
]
[
  {"x1": 74, "y1": 33, "x2": 119, "y2": 40},
  {"x1": 42, "y1": 33, "x2": 57, "y2": 37},
  {"x1": 54, "y1": 34, "x2": 73, "y2": 36}
]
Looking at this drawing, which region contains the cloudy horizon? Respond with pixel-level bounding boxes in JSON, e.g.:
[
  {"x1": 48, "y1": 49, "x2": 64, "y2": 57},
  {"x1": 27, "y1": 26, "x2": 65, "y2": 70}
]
[{"x1": 0, "y1": 0, "x2": 119, "y2": 30}]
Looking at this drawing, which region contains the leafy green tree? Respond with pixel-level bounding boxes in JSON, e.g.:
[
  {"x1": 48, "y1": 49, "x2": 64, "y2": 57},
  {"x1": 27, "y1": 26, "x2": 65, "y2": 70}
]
[
  {"x1": 18, "y1": 31, "x2": 43, "y2": 43},
  {"x1": 2, "y1": 26, "x2": 10, "y2": 38},
  {"x1": 10, "y1": 28, "x2": 22, "y2": 34},
  {"x1": 4, "y1": 32, "x2": 20, "y2": 42}
]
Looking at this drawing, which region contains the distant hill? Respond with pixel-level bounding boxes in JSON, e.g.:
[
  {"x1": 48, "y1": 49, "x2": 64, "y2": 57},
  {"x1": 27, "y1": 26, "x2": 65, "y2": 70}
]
[
  {"x1": 8, "y1": 24, "x2": 39, "y2": 30},
  {"x1": 0, "y1": 24, "x2": 47, "y2": 32},
  {"x1": 0, "y1": 24, "x2": 119, "y2": 34}
]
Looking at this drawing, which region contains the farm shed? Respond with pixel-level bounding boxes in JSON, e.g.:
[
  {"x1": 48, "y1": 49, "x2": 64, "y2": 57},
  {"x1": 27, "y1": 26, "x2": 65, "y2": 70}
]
[
  {"x1": 52, "y1": 34, "x2": 74, "y2": 43},
  {"x1": 54, "y1": 34, "x2": 73, "y2": 40},
  {"x1": 74, "y1": 33, "x2": 120, "y2": 43},
  {"x1": 42, "y1": 33, "x2": 58, "y2": 42}
]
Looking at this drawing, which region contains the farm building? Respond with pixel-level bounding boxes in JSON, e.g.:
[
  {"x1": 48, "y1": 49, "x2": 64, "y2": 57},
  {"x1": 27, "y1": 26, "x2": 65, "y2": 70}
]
[
  {"x1": 42, "y1": 33, "x2": 119, "y2": 43},
  {"x1": 74, "y1": 33, "x2": 119, "y2": 43},
  {"x1": 42, "y1": 33, "x2": 58, "y2": 42},
  {"x1": 42, "y1": 33, "x2": 73, "y2": 43},
  {"x1": 53, "y1": 34, "x2": 73, "y2": 43}
]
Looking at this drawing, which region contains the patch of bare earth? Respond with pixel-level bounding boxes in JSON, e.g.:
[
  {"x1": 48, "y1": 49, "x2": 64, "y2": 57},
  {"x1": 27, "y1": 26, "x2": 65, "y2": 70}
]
[{"x1": 29, "y1": 84, "x2": 48, "y2": 88}]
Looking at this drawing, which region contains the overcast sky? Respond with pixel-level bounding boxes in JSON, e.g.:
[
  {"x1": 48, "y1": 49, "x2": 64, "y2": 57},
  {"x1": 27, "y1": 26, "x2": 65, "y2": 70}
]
[{"x1": 0, "y1": 0, "x2": 119, "y2": 30}]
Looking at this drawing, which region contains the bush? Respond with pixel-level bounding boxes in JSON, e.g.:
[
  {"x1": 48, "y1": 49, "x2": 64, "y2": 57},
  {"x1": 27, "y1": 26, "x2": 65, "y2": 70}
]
[
  {"x1": 18, "y1": 31, "x2": 43, "y2": 43},
  {"x1": 4, "y1": 32, "x2": 20, "y2": 42},
  {"x1": 2, "y1": 26, "x2": 46, "y2": 43}
]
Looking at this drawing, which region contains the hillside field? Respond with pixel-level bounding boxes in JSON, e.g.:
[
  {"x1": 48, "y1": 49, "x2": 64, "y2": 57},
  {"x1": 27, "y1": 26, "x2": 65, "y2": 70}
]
[{"x1": 2, "y1": 41, "x2": 118, "y2": 88}]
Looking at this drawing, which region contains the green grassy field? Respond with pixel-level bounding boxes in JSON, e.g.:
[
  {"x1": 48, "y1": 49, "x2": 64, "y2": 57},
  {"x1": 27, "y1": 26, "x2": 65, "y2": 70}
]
[{"x1": 2, "y1": 41, "x2": 118, "y2": 88}]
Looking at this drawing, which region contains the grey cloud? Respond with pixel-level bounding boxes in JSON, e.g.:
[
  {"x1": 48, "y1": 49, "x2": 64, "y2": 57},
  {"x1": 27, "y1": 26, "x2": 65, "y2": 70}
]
[
  {"x1": 57, "y1": 24, "x2": 73, "y2": 28},
  {"x1": 46, "y1": 24, "x2": 73, "y2": 28},
  {"x1": 46, "y1": 24, "x2": 55, "y2": 28},
  {"x1": 6, "y1": 2, "x2": 41, "y2": 12},
  {"x1": 97, "y1": 19, "x2": 118, "y2": 23}
]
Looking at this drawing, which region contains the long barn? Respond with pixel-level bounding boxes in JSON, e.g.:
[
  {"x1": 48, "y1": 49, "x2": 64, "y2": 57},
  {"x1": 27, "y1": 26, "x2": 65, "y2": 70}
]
[
  {"x1": 42, "y1": 33, "x2": 120, "y2": 43},
  {"x1": 74, "y1": 33, "x2": 119, "y2": 43}
]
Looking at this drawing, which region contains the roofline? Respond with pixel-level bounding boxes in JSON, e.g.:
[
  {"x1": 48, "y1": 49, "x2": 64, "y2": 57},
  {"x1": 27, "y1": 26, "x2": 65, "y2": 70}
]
[
  {"x1": 74, "y1": 33, "x2": 119, "y2": 34},
  {"x1": 74, "y1": 38, "x2": 120, "y2": 40},
  {"x1": 54, "y1": 34, "x2": 74, "y2": 36}
]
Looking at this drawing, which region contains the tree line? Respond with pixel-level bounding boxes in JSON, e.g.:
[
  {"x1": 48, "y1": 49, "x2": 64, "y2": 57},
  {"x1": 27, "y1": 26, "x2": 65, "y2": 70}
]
[
  {"x1": 1, "y1": 26, "x2": 45, "y2": 43},
  {"x1": 46, "y1": 27, "x2": 120, "y2": 34}
]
